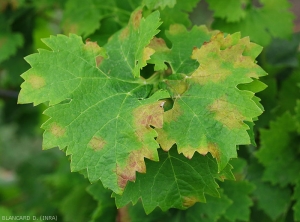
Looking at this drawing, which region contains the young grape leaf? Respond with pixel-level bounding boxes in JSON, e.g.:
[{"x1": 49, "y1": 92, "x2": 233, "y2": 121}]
[
  {"x1": 206, "y1": 0, "x2": 248, "y2": 22},
  {"x1": 155, "y1": 30, "x2": 266, "y2": 171},
  {"x1": 256, "y1": 112, "x2": 300, "y2": 187},
  {"x1": 113, "y1": 148, "x2": 234, "y2": 214},
  {"x1": 18, "y1": 10, "x2": 168, "y2": 194},
  {"x1": 212, "y1": 0, "x2": 295, "y2": 46}
]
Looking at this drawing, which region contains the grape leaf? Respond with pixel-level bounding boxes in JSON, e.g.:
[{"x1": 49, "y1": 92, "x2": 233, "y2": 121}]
[
  {"x1": 277, "y1": 69, "x2": 300, "y2": 115},
  {"x1": 256, "y1": 111, "x2": 300, "y2": 186},
  {"x1": 185, "y1": 189, "x2": 232, "y2": 222},
  {"x1": 18, "y1": 10, "x2": 168, "y2": 194},
  {"x1": 149, "y1": 24, "x2": 216, "y2": 72},
  {"x1": 117, "y1": 202, "x2": 172, "y2": 222},
  {"x1": 206, "y1": 0, "x2": 248, "y2": 22},
  {"x1": 220, "y1": 180, "x2": 254, "y2": 222},
  {"x1": 247, "y1": 160, "x2": 291, "y2": 221},
  {"x1": 293, "y1": 179, "x2": 300, "y2": 221},
  {"x1": 0, "y1": 16, "x2": 24, "y2": 63},
  {"x1": 0, "y1": 0, "x2": 25, "y2": 11},
  {"x1": 144, "y1": 0, "x2": 176, "y2": 9},
  {"x1": 159, "y1": 0, "x2": 199, "y2": 29},
  {"x1": 155, "y1": 31, "x2": 266, "y2": 171},
  {"x1": 59, "y1": 185, "x2": 97, "y2": 222},
  {"x1": 0, "y1": 207, "x2": 15, "y2": 222},
  {"x1": 86, "y1": 182, "x2": 117, "y2": 222},
  {"x1": 113, "y1": 148, "x2": 234, "y2": 214},
  {"x1": 265, "y1": 33, "x2": 300, "y2": 68},
  {"x1": 212, "y1": 0, "x2": 295, "y2": 46},
  {"x1": 62, "y1": 0, "x2": 132, "y2": 37}
]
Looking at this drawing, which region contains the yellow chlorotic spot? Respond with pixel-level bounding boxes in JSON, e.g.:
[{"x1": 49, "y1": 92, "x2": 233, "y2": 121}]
[
  {"x1": 142, "y1": 47, "x2": 155, "y2": 65},
  {"x1": 179, "y1": 137, "x2": 220, "y2": 161},
  {"x1": 89, "y1": 136, "x2": 106, "y2": 151},
  {"x1": 182, "y1": 196, "x2": 200, "y2": 207},
  {"x1": 27, "y1": 74, "x2": 46, "y2": 89},
  {"x1": 207, "y1": 143, "x2": 220, "y2": 162},
  {"x1": 156, "y1": 128, "x2": 176, "y2": 151},
  {"x1": 119, "y1": 27, "x2": 129, "y2": 40},
  {"x1": 168, "y1": 24, "x2": 186, "y2": 35},
  {"x1": 148, "y1": 37, "x2": 169, "y2": 52},
  {"x1": 191, "y1": 51, "x2": 231, "y2": 85},
  {"x1": 49, "y1": 123, "x2": 66, "y2": 137},
  {"x1": 64, "y1": 22, "x2": 78, "y2": 34},
  {"x1": 208, "y1": 97, "x2": 245, "y2": 129}
]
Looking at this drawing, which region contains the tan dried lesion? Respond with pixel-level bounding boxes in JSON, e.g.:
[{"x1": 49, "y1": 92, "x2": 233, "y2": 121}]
[
  {"x1": 182, "y1": 196, "x2": 200, "y2": 207},
  {"x1": 132, "y1": 10, "x2": 142, "y2": 29},
  {"x1": 27, "y1": 74, "x2": 46, "y2": 89},
  {"x1": 89, "y1": 136, "x2": 106, "y2": 151},
  {"x1": 95, "y1": 55, "x2": 104, "y2": 67}
]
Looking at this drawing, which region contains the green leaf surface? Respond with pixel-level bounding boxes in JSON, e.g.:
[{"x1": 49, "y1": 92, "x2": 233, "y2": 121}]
[
  {"x1": 86, "y1": 182, "x2": 117, "y2": 222},
  {"x1": 156, "y1": 31, "x2": 266, "y2": 171},
  {"x1": 256, "y1": 112, "x2": 300, "y2": 186},
  {"x1": 185, "y1": 189, "x2": 232, "y2": 222},
  {"x1": 220, "y1": 180, "x2": 254, "y2": 222},
  {"x1": 59, "y1": 185, "x2": 97, "y2": 222},
  {"x1": 149, "y1": 24, "x2": 215, "y2": 72},
  {"x1": 18, "y1": 10, "x2": 167, "y2": 194},
  {"x1": 247, "y1": 160, "x2": 291, "y2": 220},
  {"x1": 265, "y1": 33, "x2": 300, "y2": 67},
  {"x1": 0, "y1": 32, "x2": 23, "y2": 63},
  {"x1": 144, "y1": 0, "x2": 176, "y2": 9},
  {"x1": 62, "y1": 0, "x2": 132, "y2": 37},
  {"x1": 206, "y1": 0, "x2": 248, "y2": 22},
  {"x1": 212, "y1": 0, "x2": 295, "y2": 46},
  {"x1": 118, "y1": 202, "x2": 173, "y2": 222},
  {"x1": 294, "y1": 179, "x2": 300, "y2": 221},
  {"x1": 159, "y1": 0, "x2": 199, "y2": 29},
  {"x1": 114, "y1": 148, "x2": 234, "y2": 214},
  {"x1": 277, "y1": 69, "x2": 300, "y2": 115}
]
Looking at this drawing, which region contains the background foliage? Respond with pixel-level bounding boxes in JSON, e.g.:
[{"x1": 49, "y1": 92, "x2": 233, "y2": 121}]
[{"x1": 0, "y1": 0, "x2": 300, "y2": 221}]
